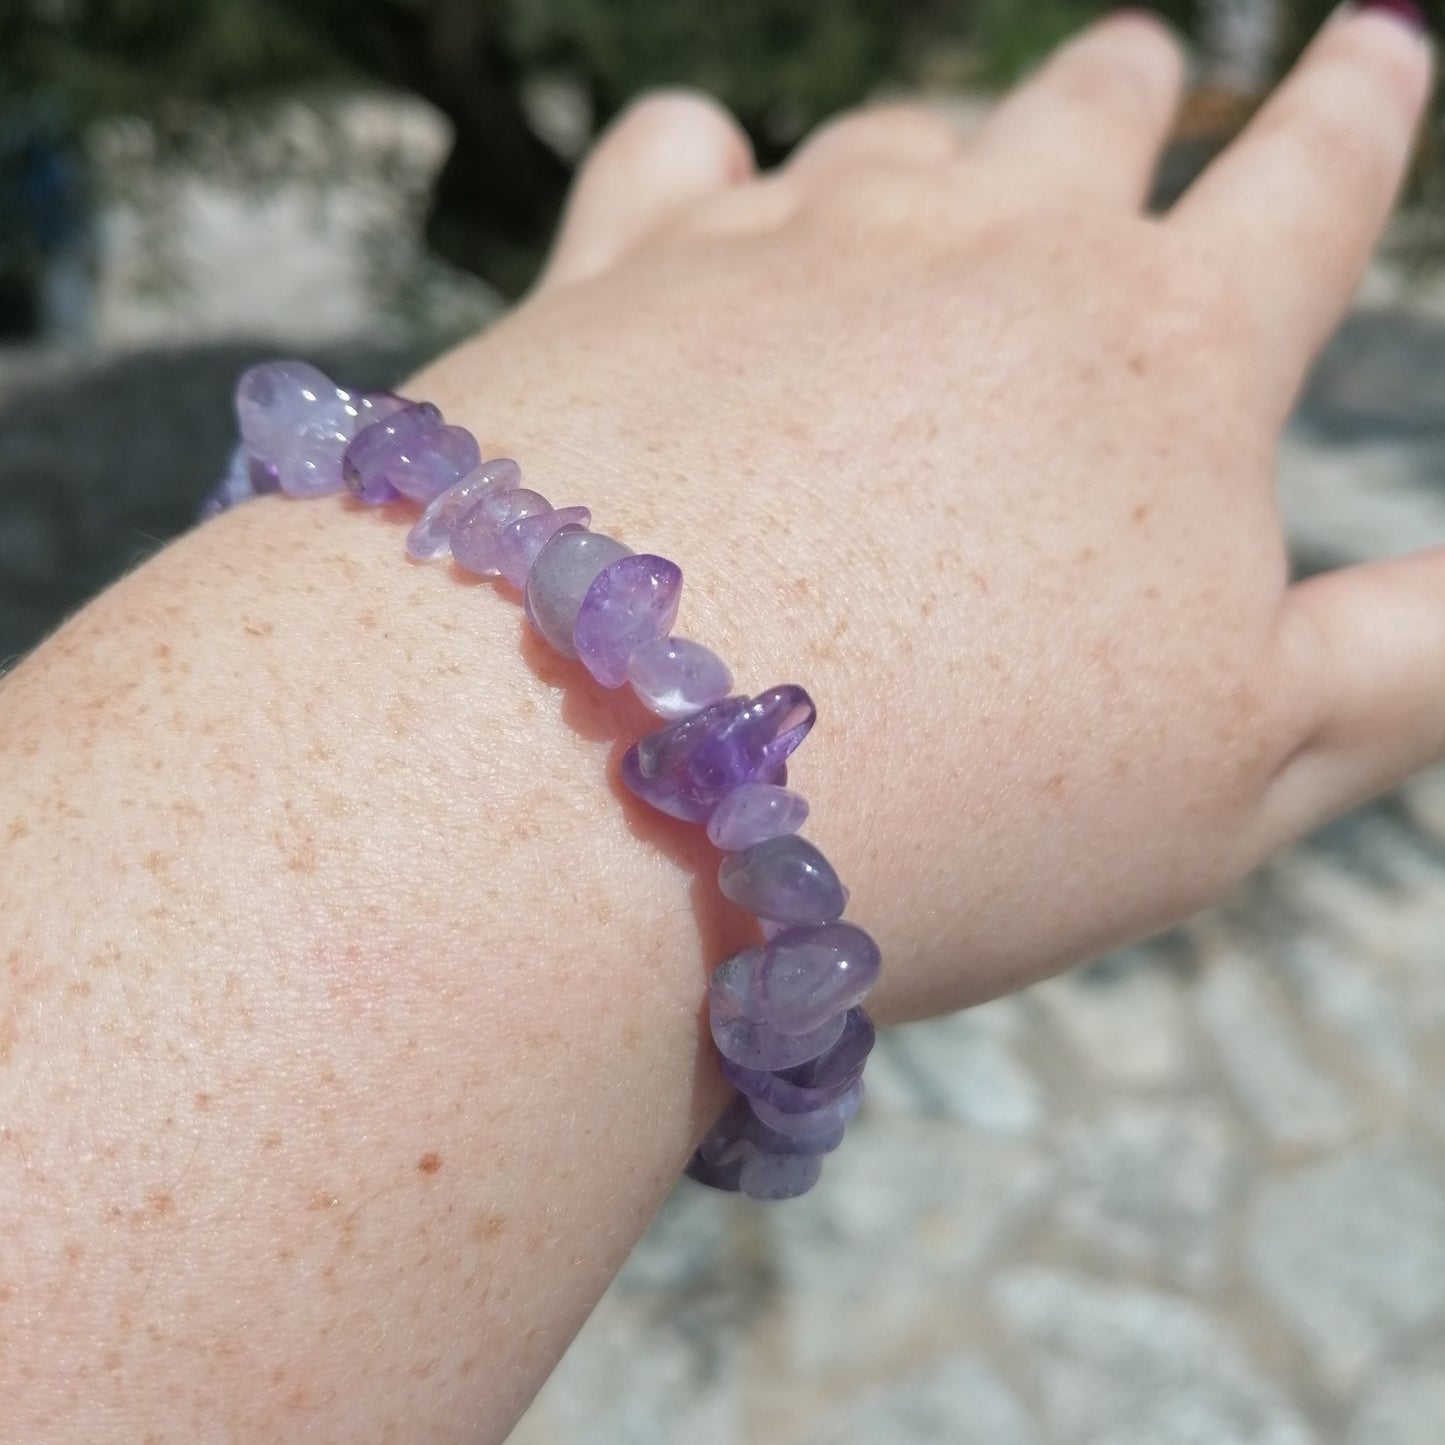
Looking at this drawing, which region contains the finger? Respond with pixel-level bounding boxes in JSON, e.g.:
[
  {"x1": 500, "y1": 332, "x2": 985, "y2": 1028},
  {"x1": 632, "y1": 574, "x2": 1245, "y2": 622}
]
[
  {"x1": 1261, "y1": 546, "x2": 1445, "y2": 843},
  {"x1": 970, "y1": 11, "x2": 1185, "y2": 209},
  {"x1": 784, "y1": 104, "x2": 961, "y2": 184},
  {"x1": 1171, "y1": 6, "x2": 1433, "y2": 408},
  {"x1": 539, "y1": 90, "x2": 754, "y2": 290}
]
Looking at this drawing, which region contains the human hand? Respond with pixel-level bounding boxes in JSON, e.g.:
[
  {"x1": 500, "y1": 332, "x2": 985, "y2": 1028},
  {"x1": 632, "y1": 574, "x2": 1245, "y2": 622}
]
[{"x1": 409, "y1": 5, "x2": 1437, "y2": 1020}]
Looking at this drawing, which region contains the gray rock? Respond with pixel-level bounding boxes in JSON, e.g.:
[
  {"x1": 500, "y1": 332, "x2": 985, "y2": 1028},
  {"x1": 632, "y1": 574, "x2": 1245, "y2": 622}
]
[
  {"x1": 507, "y1": 1285, "x2": 744, "y2": 1445},
  {"x1": 798, "y1": 1355, "x2": 1040, "y2": 1445},
  {"x1": 863, "y1": 1000, "x2": 1045, "y2": 1137},
  {"x1": 993, "y1": 1267, "x2": 1317, "y2": 1445},
  {"x1": 1053, "y1": 1101, "x2": 1240, "y2": 1289},
  {"x1": 1198, "y1": 952, "x2": 1360, "y2": 1150},
  {"x1": 766, "y1": 1117, "x2": 1053, "y2": 1374},
  {"x1": 1034, "y1": 950, "x2": 1196, "y2": 1089},
  {"x1": 1348, "y1": 1367, "x2": 1445, "y2": 1445},
  {"x1": 1248, "y1": 1140, "x2": 1445, "y2": 1388},
  {"x1": 1277, "y1": 938, "x2": 1413, "y2": 1101}
]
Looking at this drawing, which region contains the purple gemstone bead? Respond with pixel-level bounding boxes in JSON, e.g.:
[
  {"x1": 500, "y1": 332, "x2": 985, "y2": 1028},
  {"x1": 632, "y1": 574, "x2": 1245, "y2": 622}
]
[
  {"x1": 627, "y1": 637, "x2": 733, "y2": 721},
  {"x1": 342, "y1": 401, "x2": 442, "y2": 503},
  {"x1": 235, "y1": 360, "x2": 362, "y2": 497},
  {"x1": 721, "y1": 1008, "x2": 874, "y2": 1113},
  {"x1": 686, "y1": 686, "x2": 815, "y2": 793},
  {"x1": 696, "y1": 1094, "x2": 754, "y2": 1167},
  {"x1": 199, "y1": 443, "x2": 275, "y2": 518},
  {"x1": 739, "y1": 1148, "x2": 824, "y2": 1200},
  {"x1": 684, "y1": 1151, "x2": 744, "y2": 1192},
  {"x1": 755, "y1": 922, "x2": 881, "y2": 1034},
  {"x1": 743, "y1": 1108, "x2": 845, "y2": 1157},
  {"x1": 450, "y1": 488, "x2": 553, "y2": 576},
  {"x1": 696, "y1": 1093, "x2": 844, "y2": 1168},
  {"x1": 718, "y1": 834, "x2": 845, "y2": 926},
  {"x1": 495, "y1": 507, "x2": 591, "y2": 588},
  {"x1": 355, "y1": 390, "x2": 410, "y2": 425},
  {"x1": 405, "y1": 459, "x2": 521, "y2": 561},
  {"x1": 709, "y1": 948, "x2": 847, "y2": 1070},
  {"x1": 750, "y1": 1079, "x2": 862, "y2": 1139},
  {"x1": 706, "y1": 783, "x2": 810, "y2": 850},
  {"x1": 574, "y1": 554, "x2": 683, "y2": 688},
  {"x1": 396, "y1": 424, "x2": 482, "y2": 503},
  {"x1": 525, "y1": 530, "x2": 633, "y2": 659},
  {"x1": 620, "y1": 700, "x2": 795, "y2": 824}
]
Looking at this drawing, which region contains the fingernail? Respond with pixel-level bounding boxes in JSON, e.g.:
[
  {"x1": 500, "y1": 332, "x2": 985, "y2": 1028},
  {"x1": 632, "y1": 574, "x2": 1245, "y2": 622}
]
[{"x1": 1356, "y1": 0, "x2": 1428, "y2": 32}]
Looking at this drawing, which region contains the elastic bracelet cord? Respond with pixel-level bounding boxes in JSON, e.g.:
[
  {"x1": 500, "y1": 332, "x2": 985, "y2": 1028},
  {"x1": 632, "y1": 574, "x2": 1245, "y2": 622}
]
[{"x1": 201, "y1": 361, "x2": 880, "y2": 1201}]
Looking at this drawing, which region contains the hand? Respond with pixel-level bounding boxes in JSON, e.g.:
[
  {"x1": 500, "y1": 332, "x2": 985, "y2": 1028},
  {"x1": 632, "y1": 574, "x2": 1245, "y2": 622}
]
[{"x1": 409, "y1": 6, "x2": 1436, "y2": 1019}]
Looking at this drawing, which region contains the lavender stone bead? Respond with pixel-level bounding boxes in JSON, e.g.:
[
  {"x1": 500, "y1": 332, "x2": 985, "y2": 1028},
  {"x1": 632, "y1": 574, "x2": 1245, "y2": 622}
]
[
  {"x1": 627, "y1": 637, "x2": 732, "y2": 721},
  {"x1": 706, "y1": 782, "x2": 809, "y2": 850},
  {"x1": 696, "y1": 1093, "x2": 844, "y2": 1168},
  {"x1": 236, "y1": 360, "x2": 362, "y2": 497},
  {"x1": 525, "y1": 530, "x2": 633, "y2": 658},
  {"x1": 621, "y1": 707, "x2": 790, "y2": 823},
  {"x1": 709, "y1": 948, "x2": 847, "y2": 1070},
  {"x1": 451, "y1": 488, "x2": 553, "y2": 575},
  {"x1": 574, "y1": 554, "x2": 683, "y2": 688},
  {"x1": 620, "y1": 698, "x2": 748, "y2": 822},
  {"x1": 342, "y1": 401, "x2": 443, "y2": 502},
  {"x1": 683, "y1": 1152, "x2": 744, "y2": 1192},
  {"x1": 739, "y1": 1148, "x2": 824, "y2": 1201},
  {"x1": 405, "y1": 459, "x2": 521, "y2": 560},
  {"x1": 755, "y1": 922, "x2": 881, "y2": 1034},
  {"x1": 686, "y1": 685, "x2": 815, "y2": 793},
  {"x1": 696, "y1": 1094, "x2": 754, "y2": 1167},
  {"x1": 721, "y1": 1008, "x2": 874, "y2": 1113},
  {"x1": 718, "y1": 834, "x2": 845, "y2": 926},
  {"x1": 495, "y1": 507, "x2": 591, "y2": 588},
  {"x1": 743, "y1": 1107, "x2": 845, "y2": 1157},
  {"x1": 750, "y1": 1079, "x2": 862, "y2": 1139},
  {"x1": 199, "y1": 444, "x2": 279, "y2": 519}
]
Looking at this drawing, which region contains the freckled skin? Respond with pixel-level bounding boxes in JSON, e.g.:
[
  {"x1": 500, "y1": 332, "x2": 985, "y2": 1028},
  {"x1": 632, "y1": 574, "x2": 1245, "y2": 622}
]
[{"x1": 0, "y1": 13, "x2": 1438, "y2": 1444}]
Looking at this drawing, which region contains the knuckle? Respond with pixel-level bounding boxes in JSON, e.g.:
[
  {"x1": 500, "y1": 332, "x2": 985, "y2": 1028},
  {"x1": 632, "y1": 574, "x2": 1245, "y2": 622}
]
[
  {"x1": 1051, "y1": 22, "x2": 1182, "y2": 123},
  {"x1": 611, "y1": 89, "x2": 750, "y2": 164}
]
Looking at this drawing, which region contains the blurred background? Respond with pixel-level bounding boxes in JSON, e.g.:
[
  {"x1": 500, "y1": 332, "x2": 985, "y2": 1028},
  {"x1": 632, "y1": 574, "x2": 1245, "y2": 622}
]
[{"x1": 4, "y1": 2, "x2": 1445, "y2": 1442}]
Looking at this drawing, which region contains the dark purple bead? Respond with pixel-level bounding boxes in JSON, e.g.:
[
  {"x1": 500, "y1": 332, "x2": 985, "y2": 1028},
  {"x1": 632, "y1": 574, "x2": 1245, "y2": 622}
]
[
  {"x1": 718, "y1": 834, "x2": 846, "y2": 925},
  {"x1": 619, "y1": 697, "x2": 748, "y2": 822},
  {"x1": 684, "y1": 1150, "x2": 744, "y2": 1192},
  {"x1": 573, "y1": 554, "x2": 683, "y2": 688},
  {"x1": 685, "y1": 685, "x2": 815, "y2": 793},
  {"x1": 342, "y1": 401, "x2": 442, "y2": 503},
  {"x1": 620, "y1": 698, "x2": 798, "y2": 823},
  {"x1": 696, "y1": 1093, "x2": 754, "y2": 1167},
  {"x1": 755, "y1": 922, "x2": 881, "y2": 1033}
]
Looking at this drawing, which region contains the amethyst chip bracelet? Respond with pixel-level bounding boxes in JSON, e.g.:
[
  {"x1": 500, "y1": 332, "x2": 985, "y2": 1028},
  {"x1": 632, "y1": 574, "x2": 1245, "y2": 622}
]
[{"x1": 200, "y1": 360, "x2": 881, "y2": 1201}]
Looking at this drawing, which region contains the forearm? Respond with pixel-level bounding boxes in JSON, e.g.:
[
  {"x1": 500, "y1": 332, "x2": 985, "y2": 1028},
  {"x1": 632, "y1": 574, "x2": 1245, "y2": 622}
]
[{"x1": 0, "y1": 428, "x2": 974, "y2": 1439}]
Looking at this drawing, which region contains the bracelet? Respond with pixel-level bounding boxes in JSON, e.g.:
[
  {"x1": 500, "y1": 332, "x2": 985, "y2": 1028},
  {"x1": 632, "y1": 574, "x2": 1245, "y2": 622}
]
[{"x1": 201, "y1": 361, "x2": 880, "y2": 1201}]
